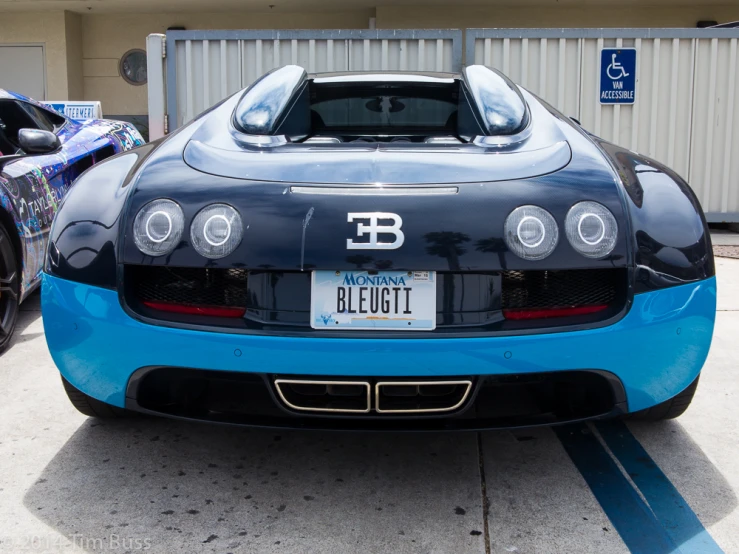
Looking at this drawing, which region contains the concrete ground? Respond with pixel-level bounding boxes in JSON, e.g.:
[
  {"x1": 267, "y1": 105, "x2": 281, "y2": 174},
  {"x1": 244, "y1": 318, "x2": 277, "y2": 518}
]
[
  {"x1": 711, "y1": 230, "x2": 739, "y2": 260},
  {"x1": 0, "y1": 259, "x2": 737, "y2": 553},
  {"x1": 710, "y1": 229, "x2": 739, "y2": 246}
]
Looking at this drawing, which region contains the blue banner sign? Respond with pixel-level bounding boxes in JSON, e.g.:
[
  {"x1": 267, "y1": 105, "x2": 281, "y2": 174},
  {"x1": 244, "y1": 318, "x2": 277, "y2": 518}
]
[{"x1": 42, "y1": 102, "x2": 102, "y2": 120}]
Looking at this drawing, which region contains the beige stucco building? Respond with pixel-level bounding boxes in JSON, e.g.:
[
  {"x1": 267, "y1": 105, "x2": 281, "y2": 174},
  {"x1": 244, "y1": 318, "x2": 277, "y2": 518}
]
[{"x1": 0, "y1": 0, "x2": 738, "y2": 129}]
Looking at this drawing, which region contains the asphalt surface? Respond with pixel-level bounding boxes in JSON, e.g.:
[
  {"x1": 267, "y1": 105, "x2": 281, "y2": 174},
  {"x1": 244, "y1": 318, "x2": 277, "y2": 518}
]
[{"x1": 0, "y1": 257, "x2": 737, "y2": 553}]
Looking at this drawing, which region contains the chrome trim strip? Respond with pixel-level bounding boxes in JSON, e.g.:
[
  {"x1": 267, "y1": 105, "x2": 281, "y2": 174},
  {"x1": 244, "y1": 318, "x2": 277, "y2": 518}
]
[
  {"x1": 374, "y1": 380, "x2": 473, "y2": 414},
  {"x1": 473, "y1": 123, "x2": 533, "y2": 147},
  {"x1": 290, "y1": 186, "x2": 459, "y2": 196},
  {"x1": 231, "y1": 132, "x2": 289, "y2": 148},
  {"x1": 274, "y1": 379, "x2": 371, "y2": 414},
  {"x1": 303, "y1": 137, "x2": 342, "y2": 144},
  {"x1": 424, "y1": 136, "x2": 462, "y2": 144},
  {"x1": 313, "y1": 74, "x2": 456, "y2": 84}
]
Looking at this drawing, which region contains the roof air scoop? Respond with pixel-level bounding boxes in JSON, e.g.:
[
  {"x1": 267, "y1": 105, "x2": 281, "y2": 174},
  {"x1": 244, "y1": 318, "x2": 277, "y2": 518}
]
[
  {"x1": 233, "y1": 65, "x2": 307, "y2": 136},
  {"x1": 464, "y1": 65, "x2": 529, "y2": 137}
]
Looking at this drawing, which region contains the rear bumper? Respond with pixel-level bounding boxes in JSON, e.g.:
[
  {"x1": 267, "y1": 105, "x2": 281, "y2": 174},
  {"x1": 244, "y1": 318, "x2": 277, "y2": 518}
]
[
  {"x1": 42, "y1": 273, "x2": 716, "y2": 421},
  {"x1": 123, "y1": 367, "x2": 627, "y2": 431}
]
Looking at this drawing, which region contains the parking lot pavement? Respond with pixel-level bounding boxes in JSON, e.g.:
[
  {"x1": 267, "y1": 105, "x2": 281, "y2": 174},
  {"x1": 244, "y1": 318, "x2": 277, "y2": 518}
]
[
  {"x1": 0, "y1": 261, "x2": 738, "y2": 553},
  {"x1": 710, "y1": 230, "x2": 739, "y2": 246}
]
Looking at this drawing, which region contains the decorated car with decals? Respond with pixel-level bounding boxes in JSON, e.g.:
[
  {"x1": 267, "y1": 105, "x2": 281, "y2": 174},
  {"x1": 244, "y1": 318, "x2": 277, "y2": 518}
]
[
  {"x1": 0, "y1": 90, "x2": 144, "y2": 353},
  {"x1": 41, "y1": 65, "x2": 715, "y2": 429}
]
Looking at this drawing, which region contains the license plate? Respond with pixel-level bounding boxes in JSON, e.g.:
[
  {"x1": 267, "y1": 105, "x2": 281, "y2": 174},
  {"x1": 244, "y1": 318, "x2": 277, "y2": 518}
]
[{"x1": 310, "y1": 270, "x2": 437, "y2": 330}]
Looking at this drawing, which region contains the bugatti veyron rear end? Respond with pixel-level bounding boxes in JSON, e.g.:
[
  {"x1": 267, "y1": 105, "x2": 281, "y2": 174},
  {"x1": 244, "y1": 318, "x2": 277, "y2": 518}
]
[{"x1": 41, "y1": 65, "x2": 715, "y2": 429}]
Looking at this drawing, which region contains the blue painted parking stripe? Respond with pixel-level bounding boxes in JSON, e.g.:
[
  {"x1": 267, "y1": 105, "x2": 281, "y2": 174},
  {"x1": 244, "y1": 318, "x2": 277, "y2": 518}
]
[
  {"x1": 554, "y1": 424, "x2": 679, "y2": 554},
  {"x1": 594, "y1": 420, "x2": 724, "y2": 554}
]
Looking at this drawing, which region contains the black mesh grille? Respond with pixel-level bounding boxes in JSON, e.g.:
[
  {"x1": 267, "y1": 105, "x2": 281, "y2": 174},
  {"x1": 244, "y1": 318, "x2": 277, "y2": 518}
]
[
  {"x1": 129, "y1": 266, "x2": 248, "y2": 308},
  {"x1": 501, "y1": 269, "x2": 619, "y2": 310},
  {"x1": 126, "y1": 265, "x2": 625, "y2": 330}
]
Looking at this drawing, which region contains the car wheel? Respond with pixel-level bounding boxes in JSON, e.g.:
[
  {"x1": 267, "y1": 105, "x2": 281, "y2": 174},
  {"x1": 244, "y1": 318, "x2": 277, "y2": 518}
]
[
  {"x1": 625, "y1": 374, "x2": 700, "y2": 421},
  {"x1": 61, "y1": 376, "x2": 133, "y2": 418},
  {"x1": 0, "y1": 224, "x2": 19, "y2": 355}
]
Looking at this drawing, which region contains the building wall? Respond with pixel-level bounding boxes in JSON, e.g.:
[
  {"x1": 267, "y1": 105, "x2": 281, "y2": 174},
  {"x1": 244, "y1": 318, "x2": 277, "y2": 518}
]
[
  {"x1": 81, "y1": 11, "x2": 374, "y2": 116},
  {"x1": 64, "y1": 11, "x2": 83, "y2": 100},
  {"x1": 2, "y1": 5, "x2": 739, "y2": 116},
  {"x1": 376, "y1": 5, "x2": 739, "y2": 29},
  {"x1": 0, "y1": 11, "x2": 70, "y2": 99}
]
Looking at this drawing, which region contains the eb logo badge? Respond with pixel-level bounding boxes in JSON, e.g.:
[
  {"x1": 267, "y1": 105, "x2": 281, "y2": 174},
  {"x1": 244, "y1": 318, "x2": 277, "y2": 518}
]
[{"x1": 346, "y1": 212, "x2": 405, "y2": 250}]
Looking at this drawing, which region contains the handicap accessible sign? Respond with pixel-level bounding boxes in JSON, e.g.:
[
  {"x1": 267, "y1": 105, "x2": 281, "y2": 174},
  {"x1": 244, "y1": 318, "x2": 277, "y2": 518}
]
[{"x1": 600, "y1": 48, "x2": 636, "y2": 104}]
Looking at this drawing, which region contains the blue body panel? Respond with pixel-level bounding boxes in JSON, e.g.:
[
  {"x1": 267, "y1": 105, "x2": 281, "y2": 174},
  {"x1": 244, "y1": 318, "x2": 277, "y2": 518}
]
[{"x1": 42, "y1": 274, "x2": 716, "y2": 413}]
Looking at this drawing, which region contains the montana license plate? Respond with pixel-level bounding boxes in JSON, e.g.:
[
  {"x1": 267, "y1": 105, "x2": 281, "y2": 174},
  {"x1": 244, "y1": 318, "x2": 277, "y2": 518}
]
[{"x1": 310, "y1": 270, "x2": 437, "y2": 330}]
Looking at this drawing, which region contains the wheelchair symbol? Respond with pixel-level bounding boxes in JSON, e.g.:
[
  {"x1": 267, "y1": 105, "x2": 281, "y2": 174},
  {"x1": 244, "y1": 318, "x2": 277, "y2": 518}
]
[{"x1": 606, "y1": 53, "x2": 630, "y2": 80}]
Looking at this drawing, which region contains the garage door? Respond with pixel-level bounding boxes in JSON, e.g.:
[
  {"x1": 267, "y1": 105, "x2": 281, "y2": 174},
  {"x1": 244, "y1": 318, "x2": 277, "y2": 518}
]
[{"x1": 0, "y1": 45, "x2": 45, "y2": 100}]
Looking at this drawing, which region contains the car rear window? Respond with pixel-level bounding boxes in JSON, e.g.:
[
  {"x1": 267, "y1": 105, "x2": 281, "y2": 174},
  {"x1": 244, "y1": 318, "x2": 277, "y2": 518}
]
[{"x1": 310, "y1": 83, "x2": 458, "y2": 131}]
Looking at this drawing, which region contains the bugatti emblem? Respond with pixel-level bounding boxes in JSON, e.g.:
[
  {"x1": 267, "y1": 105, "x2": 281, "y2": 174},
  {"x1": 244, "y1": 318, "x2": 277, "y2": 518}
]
[{"x1": 346, "y1": 212, "x2": 405, "y2": 250}]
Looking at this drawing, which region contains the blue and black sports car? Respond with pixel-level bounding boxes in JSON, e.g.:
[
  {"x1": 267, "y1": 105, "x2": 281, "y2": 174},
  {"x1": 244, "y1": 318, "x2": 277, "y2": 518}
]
[
  {"x1": 42, "y1": 65, "x2": 715, "y2": 429},
  {"x1": 0, "y1": 90, "x2": 143, "y2": 353}
]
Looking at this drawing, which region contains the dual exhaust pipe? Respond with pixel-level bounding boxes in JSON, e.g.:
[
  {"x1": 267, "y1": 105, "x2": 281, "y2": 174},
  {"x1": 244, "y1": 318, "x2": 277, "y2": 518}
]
[{"x1": 274, "y1": 378, "x2": 472, "y2": 415}]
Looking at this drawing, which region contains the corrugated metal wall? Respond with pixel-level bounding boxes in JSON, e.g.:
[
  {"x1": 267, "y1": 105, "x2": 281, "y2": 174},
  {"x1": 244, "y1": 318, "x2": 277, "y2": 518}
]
[
  {"x1": 691, "y1": 37, "x2": 739, "y2": 216},
  {"x1": 467, "y1": 29, "x2": 739, "y2": 221},
  {"x1": 148, "y1": 28, "x2": 739, "y2": 220},
  {"x1": 165, "y1": 29, "x2": 462, "y2": 129}
]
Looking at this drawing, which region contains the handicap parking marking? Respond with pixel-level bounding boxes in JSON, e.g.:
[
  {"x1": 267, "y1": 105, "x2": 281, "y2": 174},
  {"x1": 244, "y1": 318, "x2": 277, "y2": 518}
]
[
  {"x1": 556, "y1": 421, "x2": 724, "y2": 554},
  {"x1": 555, "y1": 424, "x2": 677, "y2": 553},
  {"x1": 595, "y1": 421, "x2": 724, "y2": 554}
]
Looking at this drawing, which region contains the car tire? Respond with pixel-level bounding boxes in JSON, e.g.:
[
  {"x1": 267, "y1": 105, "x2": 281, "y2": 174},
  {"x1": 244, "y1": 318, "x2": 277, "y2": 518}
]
[
  {"x1": 61, "y1": 376, "x2": 133, "y2": 418},
  {"x1": 0, "y1": 224, "x2": 20, "y2": 355},
  {"x1": 625, "y1": 374, "x2": 700, "y2": 421}
]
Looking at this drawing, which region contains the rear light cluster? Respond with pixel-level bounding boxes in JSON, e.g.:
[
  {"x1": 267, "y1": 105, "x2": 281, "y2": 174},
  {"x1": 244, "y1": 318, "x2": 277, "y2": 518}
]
[
  {"x1": 141, "y1": 301, "x2": 246, "y2": 318},
  {"x1": 503, "y1": 202, "x2": 618, "y2": 261},
  {"x1": 133, "y1": 200, "x2": 243, "y2": 259},
  {"x1": 503, "y1": 304, "x2": 607, "y2": 320}
]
